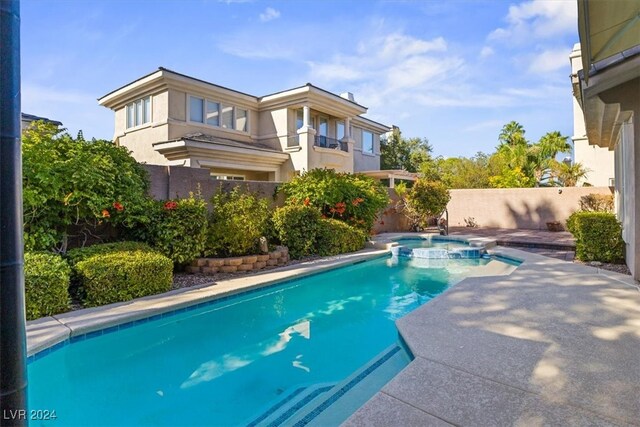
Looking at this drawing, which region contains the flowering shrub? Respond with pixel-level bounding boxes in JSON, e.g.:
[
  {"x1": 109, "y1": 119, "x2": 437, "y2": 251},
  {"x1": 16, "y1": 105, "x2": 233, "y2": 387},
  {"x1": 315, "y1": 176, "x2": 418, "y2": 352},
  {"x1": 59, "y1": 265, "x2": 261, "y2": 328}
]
[
  {"x1": 279, "y1": 168, "x2": 389, "y2": 233},
  {"x1": 206, "y1": 187, "x2": 272, "y2": 257},
  {"x1": 272, "y1": 205, "x2": 321, "y2": 259},
  {"x1": 147, "y1": 193, "x2": 208, "y2": 265},
  {"x1": 22, "y1": 121, "x2": 150, "y2": 252}
]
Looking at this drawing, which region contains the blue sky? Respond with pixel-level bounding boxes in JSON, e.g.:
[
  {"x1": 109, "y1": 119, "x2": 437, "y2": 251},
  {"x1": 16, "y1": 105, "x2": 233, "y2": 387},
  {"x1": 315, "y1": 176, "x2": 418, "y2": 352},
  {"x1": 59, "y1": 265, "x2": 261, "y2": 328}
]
[{"x1": 21, "y1": 0, "x2": 578, "y2": 158}]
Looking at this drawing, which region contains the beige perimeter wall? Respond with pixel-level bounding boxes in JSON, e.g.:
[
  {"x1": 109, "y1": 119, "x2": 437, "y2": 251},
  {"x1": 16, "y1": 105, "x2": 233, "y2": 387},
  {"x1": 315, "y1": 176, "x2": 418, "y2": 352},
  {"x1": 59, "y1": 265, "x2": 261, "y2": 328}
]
[{"x1": 446, "y1": 187, "x2": 613, "y2": 230}]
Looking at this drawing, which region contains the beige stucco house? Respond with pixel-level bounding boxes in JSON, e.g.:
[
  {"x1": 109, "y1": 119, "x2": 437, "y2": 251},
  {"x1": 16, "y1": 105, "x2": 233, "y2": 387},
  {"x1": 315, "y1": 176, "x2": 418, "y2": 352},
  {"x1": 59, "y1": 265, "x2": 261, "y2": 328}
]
[
  {"x1": 98, "y1": 68, "x2": 390, "y2": 182},
  {"x1": 574, "y1": 0, "x2": 640, "y2": 280},
  {"x1": 569, "y1": 44, "x2": 615, "y2": 187}
]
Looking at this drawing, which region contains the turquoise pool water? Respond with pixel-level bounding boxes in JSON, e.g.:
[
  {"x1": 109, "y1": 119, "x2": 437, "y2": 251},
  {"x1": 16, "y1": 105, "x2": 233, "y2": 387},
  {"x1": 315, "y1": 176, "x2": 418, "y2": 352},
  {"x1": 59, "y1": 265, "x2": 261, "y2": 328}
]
[{"x1": 28, "y1": 248, "x2": 515, "y2": 426}]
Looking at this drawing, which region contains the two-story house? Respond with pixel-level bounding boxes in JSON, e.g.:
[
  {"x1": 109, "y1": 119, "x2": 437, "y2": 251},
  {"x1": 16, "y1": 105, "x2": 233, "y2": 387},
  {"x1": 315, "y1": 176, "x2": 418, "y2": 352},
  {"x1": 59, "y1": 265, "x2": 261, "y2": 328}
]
[{"x1": 98, "y1": 68, "x2": 390, "y2": 182}]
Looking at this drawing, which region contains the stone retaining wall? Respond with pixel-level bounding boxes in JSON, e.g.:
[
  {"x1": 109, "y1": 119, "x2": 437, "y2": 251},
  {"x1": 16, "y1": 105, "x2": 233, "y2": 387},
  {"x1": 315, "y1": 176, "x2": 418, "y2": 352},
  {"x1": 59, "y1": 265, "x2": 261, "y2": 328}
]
[{"x1": 186, "y1": 246, "x2": 289, "y2": 274}]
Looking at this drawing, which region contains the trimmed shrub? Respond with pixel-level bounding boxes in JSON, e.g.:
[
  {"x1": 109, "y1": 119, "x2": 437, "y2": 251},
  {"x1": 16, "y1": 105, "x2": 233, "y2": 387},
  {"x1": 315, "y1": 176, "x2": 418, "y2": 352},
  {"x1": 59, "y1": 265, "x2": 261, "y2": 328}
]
[
  {"x1": 566, "y1": 212, "x2": 624, "y2": 263},
  {"x1": 150, "y1": 195, "x2": 208, "y2": 265},
  {"x1": 24, "y1": 252, "x2": 71, "y2": 320},
  {"x1": 272, "y1": 205, "x2": 322, "y2": 259},
  {"x1": 75, "y1": 250, "x2": 173, "y2": 307},
  {"x1": 66, "y1": 241, "x2": 156, "y2": 267},
  {"x1": 278, "y1": 168, "x2": 389, "y2": 232},
  {"x1": 206, "y1": 187, "x2": 271, "y2": 257},
  {"x1": 579, "y1": 193, "x2": 614, "y2": 212},
  {"x1": 316, "y1": 219, "x2": 366, "y2": 256}
]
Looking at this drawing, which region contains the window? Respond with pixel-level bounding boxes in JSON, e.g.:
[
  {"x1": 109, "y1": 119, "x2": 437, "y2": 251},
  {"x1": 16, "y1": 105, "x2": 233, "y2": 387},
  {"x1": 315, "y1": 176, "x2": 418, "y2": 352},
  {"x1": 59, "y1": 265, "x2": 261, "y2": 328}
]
[
  {"x1": 221, "y1": 104, "x2": 233, "y2": 129},
  {"x1": 236, "y1": 108, "x2": 248, "y2": 132},
  {"x1": 188, "y1": 95, "x2": 249, "y2": 132},
  {"x1": 126, "y1": 96, "x2": 152, "y2": 129},
  {"x1": 318, "y1": 117, "x2": 328, "y2": 136},
  {"x1": 337, "y1": 122, "x2": 345, "y2": 140},
  {"x1": 362, "y1": 130, "x2": 374, "y2": 154},
  {"x1": 206, "y1": 101, "x2": 219, "y2": 126},
  {"x1": 296, "y1": 109, "x2": 304, "y2": 130},
  {"x1": 212, "y1": 174, "x2": 244, "y2": 181},
  {"x1": 189, "y1": 96, "x2": 204, "y2": 123}
]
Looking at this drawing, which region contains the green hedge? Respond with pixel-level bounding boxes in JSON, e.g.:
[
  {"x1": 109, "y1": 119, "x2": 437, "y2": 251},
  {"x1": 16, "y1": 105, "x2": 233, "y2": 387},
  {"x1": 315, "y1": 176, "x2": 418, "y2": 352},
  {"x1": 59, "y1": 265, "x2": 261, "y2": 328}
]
[
  {"x1": 317, "y1": 219, "x2": 366, "y2": 256},
  {"x1": 272, "y1": 205, "x2": 321, "y2": 259},
  {"x1": 206, "y1": 187, "x2": 271, "y2": 257},
  {"x1": 75, "y1": 250, "x2": 173, "y2": 307},
  {"x1": 566, "y1": 212, "x2": 624, "y2": 263},
  {"x1": 24, "y1": 252, "x2": 71, "y2": 320},
  {"x1": 66, "y1": 241, "x2": 155, "y2": 267}
]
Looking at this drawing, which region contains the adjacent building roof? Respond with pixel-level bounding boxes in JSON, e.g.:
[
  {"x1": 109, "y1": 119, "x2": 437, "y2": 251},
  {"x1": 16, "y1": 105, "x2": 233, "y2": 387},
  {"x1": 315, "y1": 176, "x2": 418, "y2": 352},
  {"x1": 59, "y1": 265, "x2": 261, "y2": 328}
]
[{"x1": 21, "y1": 113, "x2": 62, "y2": 126}]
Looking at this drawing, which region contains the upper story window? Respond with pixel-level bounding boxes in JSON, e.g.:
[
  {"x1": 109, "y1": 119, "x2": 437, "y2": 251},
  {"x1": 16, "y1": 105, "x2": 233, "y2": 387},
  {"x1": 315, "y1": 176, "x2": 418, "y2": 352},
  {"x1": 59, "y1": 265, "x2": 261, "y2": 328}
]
[
  {"x1": 362, "y1": 130, "x2": 374, "y2": 154},
  {"x1": 296, "y1": 109, "x2": 304, "y2": 130},
  {"x1": 188, "y1": 95, "x2": 249, "y2": 132},
  {"x1": 337, "y1": 122, "x2": 345, "y2": 140},
  {"x1": 126, "y1": 96, "x2": 151, "y2": 129}
]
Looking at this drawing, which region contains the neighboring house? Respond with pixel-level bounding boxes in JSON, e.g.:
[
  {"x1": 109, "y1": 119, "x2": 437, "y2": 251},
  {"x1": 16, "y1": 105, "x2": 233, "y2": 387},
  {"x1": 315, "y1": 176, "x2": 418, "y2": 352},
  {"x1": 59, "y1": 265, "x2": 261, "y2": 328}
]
[
  {"x1": 98, "y1": 68, "x2": 390, "y2": 182},
  {"x1": 574, "y1": 0, "x2": 640, "y2": 280},
  {"x1": 21, "y1": 113, "x2": 62, "y2": 130},
  {"x1": 569, "y1": 44, "x2": 615, "y2": 187}
]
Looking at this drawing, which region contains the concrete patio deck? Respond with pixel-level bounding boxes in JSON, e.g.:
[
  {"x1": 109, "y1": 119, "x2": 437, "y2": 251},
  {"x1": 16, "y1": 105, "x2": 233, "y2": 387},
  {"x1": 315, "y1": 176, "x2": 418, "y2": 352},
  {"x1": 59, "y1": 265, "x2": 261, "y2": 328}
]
[{"x1": 345, "y1": 246, "x2": 640, "y2": 427}]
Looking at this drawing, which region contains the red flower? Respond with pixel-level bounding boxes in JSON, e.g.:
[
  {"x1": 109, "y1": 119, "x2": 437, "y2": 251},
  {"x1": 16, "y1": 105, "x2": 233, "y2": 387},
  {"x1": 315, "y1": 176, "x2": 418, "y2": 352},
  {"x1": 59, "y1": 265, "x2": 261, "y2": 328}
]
[
  {"x1": 379, "y1": 220, "x2": 385, "y2": 225},
  {"x1": 303, "y1": 197, "x2": 311, "y2": 206},
  {"x1": 334, "y1": 202, "x2": 346, "y2": 215},
  {"x1": 101, "y1": 209, "x2": 110, "y2": 218},
  {"x1": 351, "y1": 197, "x2": 365, "y2": 206},
  {"x1": 164, "y1": 201, "x2": 178, "y2": 210},
  {"x1": 113, "y1": 202, "x2": 124, "y2": 212}
]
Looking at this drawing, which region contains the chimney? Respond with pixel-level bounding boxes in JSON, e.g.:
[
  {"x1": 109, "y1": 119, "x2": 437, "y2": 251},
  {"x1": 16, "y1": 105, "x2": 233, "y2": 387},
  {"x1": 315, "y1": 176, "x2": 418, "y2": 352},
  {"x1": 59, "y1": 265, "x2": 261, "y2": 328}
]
[{"x1": 340, "y1": 92, "x2": 355, "y2": 102}]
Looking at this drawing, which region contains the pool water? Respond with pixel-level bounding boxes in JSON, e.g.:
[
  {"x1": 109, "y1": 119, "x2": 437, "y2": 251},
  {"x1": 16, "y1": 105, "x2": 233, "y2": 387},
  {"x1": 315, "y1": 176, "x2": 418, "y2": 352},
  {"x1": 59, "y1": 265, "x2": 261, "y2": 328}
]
[{"x1": 28, "y1": 248, "x2": 516, "y2": 426}]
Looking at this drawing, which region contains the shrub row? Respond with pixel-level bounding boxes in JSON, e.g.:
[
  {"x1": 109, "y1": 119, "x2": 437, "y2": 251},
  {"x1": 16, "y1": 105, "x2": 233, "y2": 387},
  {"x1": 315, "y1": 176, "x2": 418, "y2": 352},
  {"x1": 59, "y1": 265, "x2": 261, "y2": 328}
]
[
  {"x1": 272, "y1": 205, "x2": 366, "y2": 259},
  {"x1": 24, "y1": 252, "x2": 71, "y2": 320},
  {"x1": 566, "y1": 212, "x2": 624, "y2": 263}
]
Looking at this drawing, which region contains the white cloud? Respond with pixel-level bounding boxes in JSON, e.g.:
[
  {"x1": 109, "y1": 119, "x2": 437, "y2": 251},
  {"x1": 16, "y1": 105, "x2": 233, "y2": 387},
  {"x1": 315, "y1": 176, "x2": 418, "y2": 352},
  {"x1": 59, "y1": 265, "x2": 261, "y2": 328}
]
[
  {"x1": 527, "y1": 48, "x2": 571, "y2": 73},
  {"x1": 259, "y1": 7, "x2": 280, "y2": 22},
  {"x1": 489, "y1": 0, "x2": 577, "y2": 43},
  {"x1": 480, "y1": 46, "x2": 494, "y2": 58}
]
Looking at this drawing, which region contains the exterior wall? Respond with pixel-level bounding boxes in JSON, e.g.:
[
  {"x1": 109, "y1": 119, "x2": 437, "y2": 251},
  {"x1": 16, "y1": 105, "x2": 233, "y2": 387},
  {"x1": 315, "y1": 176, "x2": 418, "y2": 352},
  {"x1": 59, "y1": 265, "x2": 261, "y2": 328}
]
[
  {"x1": 143, "y1": 164, "x2": 283, "y2": 208},
  {"x1": 570, "y1": 45, "x2": 615, "y2": 186},
  {"x1": 445, "y1": 187, "x2": 614, "y2": 230},
  {"x1": 115, "y1": 90, "x2": 170, "y2": 165},
  {"x1": 352, "y1": 126, "x2": 381, "y2": 172},
  {"x1": 166, "y1": 88, "x2": 258, "y2": 144}
]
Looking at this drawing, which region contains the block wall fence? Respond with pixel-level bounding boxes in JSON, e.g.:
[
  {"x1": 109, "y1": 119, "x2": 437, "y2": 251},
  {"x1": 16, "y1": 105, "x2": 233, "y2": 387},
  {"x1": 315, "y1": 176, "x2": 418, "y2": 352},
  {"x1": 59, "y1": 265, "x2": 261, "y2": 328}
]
[{"x1": 143, "y1": 165, "x2": 613, "y2": 231}]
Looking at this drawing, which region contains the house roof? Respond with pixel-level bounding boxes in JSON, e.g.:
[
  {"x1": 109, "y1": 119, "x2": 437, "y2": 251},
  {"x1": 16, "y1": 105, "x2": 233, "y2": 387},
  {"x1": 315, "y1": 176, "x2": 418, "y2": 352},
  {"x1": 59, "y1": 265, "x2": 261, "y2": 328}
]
[
  {"x1": 98, "y1": 67, "x2": 386, "y2": 123},
  {"x1": 578, "y1": 0, "x2": 640, "y2": 84},
  {"x1": 21, "y1": 113, "x2": 62, "y2": 126},
  {"x1": 153, "y1": 132, "x2": 284, "y2": 155}
]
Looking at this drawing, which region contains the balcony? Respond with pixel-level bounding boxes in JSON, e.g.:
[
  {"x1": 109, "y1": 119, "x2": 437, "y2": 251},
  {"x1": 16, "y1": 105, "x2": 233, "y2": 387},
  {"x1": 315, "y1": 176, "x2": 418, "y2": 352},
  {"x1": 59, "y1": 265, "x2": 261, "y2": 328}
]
[{"x1": 314, "y1": 135, "x2": 348, "y2": 152}]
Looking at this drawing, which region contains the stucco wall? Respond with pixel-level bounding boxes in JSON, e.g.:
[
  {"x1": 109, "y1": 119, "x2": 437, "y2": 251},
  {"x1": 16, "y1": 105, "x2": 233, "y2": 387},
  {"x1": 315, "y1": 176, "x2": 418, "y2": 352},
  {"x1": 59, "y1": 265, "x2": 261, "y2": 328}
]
[{"x1": 446, "y1": 187, "x2": 613, "y2": 230}]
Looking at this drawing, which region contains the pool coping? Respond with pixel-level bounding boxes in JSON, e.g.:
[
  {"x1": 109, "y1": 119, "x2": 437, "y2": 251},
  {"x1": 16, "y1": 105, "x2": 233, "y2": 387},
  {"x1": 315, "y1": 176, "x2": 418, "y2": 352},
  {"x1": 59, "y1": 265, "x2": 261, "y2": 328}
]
[{"x1": 25, "y1": 233, "x2": 502, "y2": 358}]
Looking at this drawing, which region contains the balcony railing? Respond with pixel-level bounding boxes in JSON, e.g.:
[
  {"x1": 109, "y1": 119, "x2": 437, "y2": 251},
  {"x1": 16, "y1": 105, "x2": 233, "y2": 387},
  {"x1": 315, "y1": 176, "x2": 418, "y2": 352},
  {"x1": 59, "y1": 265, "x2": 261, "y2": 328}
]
[{"x1": 314, "y1": 135, "x2": 348, "y2": 152}]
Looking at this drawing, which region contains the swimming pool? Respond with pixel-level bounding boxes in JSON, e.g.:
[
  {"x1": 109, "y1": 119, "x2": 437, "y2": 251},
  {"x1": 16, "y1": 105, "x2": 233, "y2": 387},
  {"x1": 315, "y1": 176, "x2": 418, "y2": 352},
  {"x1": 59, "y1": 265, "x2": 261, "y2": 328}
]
[{"x1": 28, "y1": 243, "x2": 517, "y2": 426}]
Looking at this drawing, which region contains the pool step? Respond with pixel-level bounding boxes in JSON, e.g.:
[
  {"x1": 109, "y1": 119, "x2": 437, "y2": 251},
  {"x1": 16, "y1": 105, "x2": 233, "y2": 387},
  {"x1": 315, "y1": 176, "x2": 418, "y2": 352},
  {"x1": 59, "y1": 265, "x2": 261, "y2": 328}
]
[
  {"x1": 283, "y1": 344, "x2": 411, "y2": 427},
  {"x1": 247, "y1": 383, "x2": 335, "y2": 427}
]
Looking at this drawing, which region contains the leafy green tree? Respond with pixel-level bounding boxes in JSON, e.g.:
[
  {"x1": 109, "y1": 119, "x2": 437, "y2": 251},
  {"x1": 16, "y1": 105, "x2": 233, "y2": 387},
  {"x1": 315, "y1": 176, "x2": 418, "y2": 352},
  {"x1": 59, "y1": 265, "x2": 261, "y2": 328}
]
[
  {"x1": 22, "y1": 121, "x2": 150, "y2": 252},
  {"x1": 498, "y1": 121, "x2": 527, "y2": 147},
  {"x1": 380, "y1": 127, "x2": 435, "y2": 173},
  {"x1": 395, "y1": 179, "x2": 450, "y2": 230},
  {"x1": 435, "y1": 152, "x2": 493, "y2": 188}
]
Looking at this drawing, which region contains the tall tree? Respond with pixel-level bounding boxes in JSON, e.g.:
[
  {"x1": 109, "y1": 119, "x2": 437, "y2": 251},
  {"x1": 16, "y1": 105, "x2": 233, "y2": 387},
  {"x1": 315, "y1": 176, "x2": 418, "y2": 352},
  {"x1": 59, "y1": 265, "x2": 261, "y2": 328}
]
[
  {"x1": 380, "y1": 127, "x2": 434, "y2": 173},
  {"x1": 552, "y1": 161, "x2": 590, "y2": 187}
]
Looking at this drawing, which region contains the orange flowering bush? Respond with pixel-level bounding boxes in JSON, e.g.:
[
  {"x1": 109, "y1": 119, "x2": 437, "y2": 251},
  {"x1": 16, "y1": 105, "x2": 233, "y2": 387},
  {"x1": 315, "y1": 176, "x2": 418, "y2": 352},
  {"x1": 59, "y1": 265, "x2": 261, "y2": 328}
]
[{"x1": 279, "y1": 168, "x2": 389, "y2": 233}]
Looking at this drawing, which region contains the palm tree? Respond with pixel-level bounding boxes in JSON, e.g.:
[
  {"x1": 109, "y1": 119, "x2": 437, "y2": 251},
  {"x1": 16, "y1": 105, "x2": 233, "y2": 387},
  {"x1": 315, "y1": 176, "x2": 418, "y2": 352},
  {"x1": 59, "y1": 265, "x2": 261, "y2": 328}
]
[
  {"x1": 527, "y1": 131, "x2": 572, "y2": 186},
  {"x1": 498, "y1": 121, "x2": 526, "y2": 147},
  {"x1": 552, "y1": 161, "x2": 590, "y2": 187}
]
